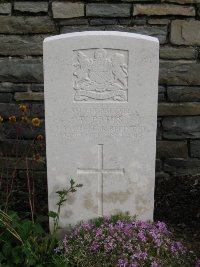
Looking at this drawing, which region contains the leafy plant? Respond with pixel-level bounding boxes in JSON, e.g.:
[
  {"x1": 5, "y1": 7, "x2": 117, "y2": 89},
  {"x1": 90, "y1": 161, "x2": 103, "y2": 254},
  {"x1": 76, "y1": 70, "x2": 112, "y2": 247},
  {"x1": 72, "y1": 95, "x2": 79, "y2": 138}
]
[
  {"x1": 56, "y1": 214, "x2": 200, "y2": 267},
  {"x1": 0, "y1": 179, "x2": 82, "y2": 266}
]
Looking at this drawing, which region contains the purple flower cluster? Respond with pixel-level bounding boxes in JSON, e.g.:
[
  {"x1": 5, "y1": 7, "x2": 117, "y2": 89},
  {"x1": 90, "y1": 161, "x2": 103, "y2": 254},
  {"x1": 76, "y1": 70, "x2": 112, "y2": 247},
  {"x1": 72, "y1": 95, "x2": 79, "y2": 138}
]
[
  {"x1": 55, "y1": 216, "x2": 199, "y2": 267},
  {"x1": 196, "y1": 259, "x2": 200, "y2": 267}
]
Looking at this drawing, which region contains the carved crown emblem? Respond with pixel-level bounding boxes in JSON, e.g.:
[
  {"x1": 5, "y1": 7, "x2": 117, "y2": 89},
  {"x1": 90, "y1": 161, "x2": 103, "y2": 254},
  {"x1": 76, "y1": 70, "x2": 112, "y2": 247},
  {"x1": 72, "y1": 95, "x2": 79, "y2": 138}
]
[{"x1": 73, "y1": 48, "x2": 128, "y2": 102}]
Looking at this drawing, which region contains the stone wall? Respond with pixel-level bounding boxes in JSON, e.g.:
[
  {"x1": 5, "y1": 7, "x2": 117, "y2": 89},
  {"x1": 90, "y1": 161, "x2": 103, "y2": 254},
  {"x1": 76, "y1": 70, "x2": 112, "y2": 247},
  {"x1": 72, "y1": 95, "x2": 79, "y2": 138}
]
[{"x1": 0, "y1": 0, "x2": 200, "y2": 225}]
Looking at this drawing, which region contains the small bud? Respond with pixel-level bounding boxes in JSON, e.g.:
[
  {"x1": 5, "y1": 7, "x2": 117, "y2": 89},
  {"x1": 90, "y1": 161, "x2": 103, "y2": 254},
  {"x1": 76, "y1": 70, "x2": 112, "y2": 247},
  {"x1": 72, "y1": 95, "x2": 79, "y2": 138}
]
[
  {"x1": 9, "y1": 116, "x2": 16, "y2": 123},
  {"x1": 19, "y1": 104, "x2": 28, "y2": 112},
  {"x1": 32, "y1": 117, "x2": 41, "y2": 127}
]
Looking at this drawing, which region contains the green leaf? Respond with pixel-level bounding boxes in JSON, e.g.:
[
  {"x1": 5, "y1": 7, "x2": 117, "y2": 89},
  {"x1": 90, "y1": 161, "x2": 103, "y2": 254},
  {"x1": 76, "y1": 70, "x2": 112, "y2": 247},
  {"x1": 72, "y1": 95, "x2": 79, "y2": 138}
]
[
  {"x1": 0, "y1": 251, "x2": 5, "y2": 262},
  {"x1": 2, "y1": 243, "x2": 12, "y2": 257},
  {"x1": 55, "y1": 190, "x2": 63, "y2": 195},
  {"x1": 48, "y1": 211, "x2": 58, "y2": 219},
  {"x1": 18, "y1": 220, "x2": 33, "y2": 240},
  {"x1": 58, "y1": 199, "x2": 67, "y2": 205},
  {"x1": 12, "y1": 246, "x2": 23, "y2": 264},
  {"x1": 71, "y1": 189, "x2": 76, "y2": 193},
  {"x1": 70, "y1": 179, "x2": 75, "y2": 185},
  {"x1": 32, "y1": 222, "x2": 45, "y2": 235}
]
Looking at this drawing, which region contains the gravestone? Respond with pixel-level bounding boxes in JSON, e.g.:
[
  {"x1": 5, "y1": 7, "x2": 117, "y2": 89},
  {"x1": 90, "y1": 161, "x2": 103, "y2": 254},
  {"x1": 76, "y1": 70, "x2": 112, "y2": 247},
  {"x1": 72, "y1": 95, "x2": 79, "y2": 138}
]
[{"x1": 44, "y1": 31, "x2": 159, "y2": 232}]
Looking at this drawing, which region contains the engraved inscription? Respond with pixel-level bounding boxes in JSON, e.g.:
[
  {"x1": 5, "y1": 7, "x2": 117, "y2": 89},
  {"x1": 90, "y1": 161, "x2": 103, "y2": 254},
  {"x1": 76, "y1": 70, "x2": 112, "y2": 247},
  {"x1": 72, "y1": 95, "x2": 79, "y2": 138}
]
[
  {"x1": 53, "y1": 107, "x2": 154, "y2": 141},
  {"x1": 73, "y1": 49, "x2": 128, "y2": 102},
  {"x1": 77, "y1": 144, "x2": 125, "y2": 216}
]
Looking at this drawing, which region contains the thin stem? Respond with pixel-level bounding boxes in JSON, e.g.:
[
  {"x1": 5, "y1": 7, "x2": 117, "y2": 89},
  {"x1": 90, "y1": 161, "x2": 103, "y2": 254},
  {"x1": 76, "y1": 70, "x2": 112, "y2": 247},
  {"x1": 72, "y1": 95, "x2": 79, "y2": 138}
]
[
  {"x1": 5, "y1": 169, "x2": 16, "y2": 213},
  {"x1": 25, "y1": 157, "x2": 34, "y2": 223},
  {"x1": 32, "y1": 173, "x2": 35, "y2": 219}
]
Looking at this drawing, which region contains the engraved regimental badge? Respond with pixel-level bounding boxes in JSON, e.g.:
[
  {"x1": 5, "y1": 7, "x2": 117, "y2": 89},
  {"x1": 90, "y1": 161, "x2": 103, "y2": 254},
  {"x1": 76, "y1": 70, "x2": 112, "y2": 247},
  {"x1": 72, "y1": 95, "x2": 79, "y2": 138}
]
[{"x1": 73, "y1": 48, "x2": 128, "y2": 102}]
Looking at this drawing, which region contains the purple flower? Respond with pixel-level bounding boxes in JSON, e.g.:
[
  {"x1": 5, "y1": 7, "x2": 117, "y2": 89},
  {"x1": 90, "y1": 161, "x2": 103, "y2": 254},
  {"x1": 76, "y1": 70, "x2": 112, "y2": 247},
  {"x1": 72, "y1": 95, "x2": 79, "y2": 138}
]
[
  {"x1": 95, "y1": 227, "x2": 103, "y2": 237},
  {"x1": 196, "y1": 259, "x2": 200, "y2": 267},
  {"x1": 54, "y1": 247, "x2": 60, "y2": 254},
  {"x1": 131, "y1": 221, "x2": 137, "y2": 228},
  {"x1": 104, "y1": 242, "x2": 114, "y2": 252},
  {"x1": 81, "y1": 223, "x2": 93, "y2": 230},
  {"x1": 156, "y1": 221, "x2": 169, "y2": 234},
  {"x1": 116, "y1": 220, "x2": 125, "y2": 228},
  {"x1": 133, "y1": 252, "x2": 148, "y2": 260},
  {"x1": 72, "y1": 226, "x2": 81, "y2": 235},
  {"x1": 104, "y1": 236, "x2": 115, "y2": 252},
  {"x1": 138, "y1": 230, "x2": 146, "y2": 242},
  {"x1": 151, "y1": 260, "x2": 158, "y2": 267},
  {"x1": 150, "y1": 230, "x2": 161, "y2": 247},
  {"x1": 103, "y1": 215, "x2": 111, "y2": 221},
  {"x1": 176, "y1": 242, "x2": 185, "y2": 253},
  {"x1": 123, "y1": 242, "x2": 132, "y2": 252},
  {"x1": 108, "y1": 223, "x2": 114, "y2": 230},
  {"x1": 154, "y1": 238, "x2": 161, "y2": 247},
  {"x1": 117, "y1": 259, "x2": 127, "y2": 267},
  {"x1": 63, "y1": 235, "x2": 68, "y2": 246},
  {"x1": 170, "y1": 242, "x2": 183, "y2": 254},
  {"x1": 138, "y1": 220, "x2": 149, "y2": 229},
  {"x1": 150, "y1": 229, "x2": 159, "y2": 240},
  {"x1": 90, "y1": 241, "x2": 100, "y2": 252},
  {"x1": 123, "y1": 225, "x2": 131, "y2": 235}
]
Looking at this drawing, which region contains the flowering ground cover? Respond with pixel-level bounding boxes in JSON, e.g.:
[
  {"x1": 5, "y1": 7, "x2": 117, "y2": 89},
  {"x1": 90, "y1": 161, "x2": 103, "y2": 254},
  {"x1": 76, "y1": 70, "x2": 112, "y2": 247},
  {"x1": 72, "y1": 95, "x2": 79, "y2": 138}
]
[{"x1": 55, "y1": 214, "x2": 200, "y2": 267}]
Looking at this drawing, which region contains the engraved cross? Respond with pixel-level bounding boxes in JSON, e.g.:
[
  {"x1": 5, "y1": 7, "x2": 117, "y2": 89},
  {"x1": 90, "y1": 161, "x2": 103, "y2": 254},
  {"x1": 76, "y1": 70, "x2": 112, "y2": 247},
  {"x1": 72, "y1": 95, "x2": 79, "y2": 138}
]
[{"x1": 77, "y1": 144, "x2": 125, "y2": 216}]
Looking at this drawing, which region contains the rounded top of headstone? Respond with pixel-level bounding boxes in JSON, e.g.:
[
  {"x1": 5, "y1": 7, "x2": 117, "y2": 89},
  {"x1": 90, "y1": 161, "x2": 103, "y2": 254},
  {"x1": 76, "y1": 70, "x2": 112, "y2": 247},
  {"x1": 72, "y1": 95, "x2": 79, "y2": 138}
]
[{"x1": 43, "y1": 31, "x2": 159, "y2": 44}]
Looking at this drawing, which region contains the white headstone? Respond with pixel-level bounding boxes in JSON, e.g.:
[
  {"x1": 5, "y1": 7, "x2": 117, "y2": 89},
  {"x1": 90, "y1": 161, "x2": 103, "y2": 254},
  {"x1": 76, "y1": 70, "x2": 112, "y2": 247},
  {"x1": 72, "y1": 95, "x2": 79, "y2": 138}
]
[{"x1": 44, "y1": 31, "x2": 159, "y2": 232}]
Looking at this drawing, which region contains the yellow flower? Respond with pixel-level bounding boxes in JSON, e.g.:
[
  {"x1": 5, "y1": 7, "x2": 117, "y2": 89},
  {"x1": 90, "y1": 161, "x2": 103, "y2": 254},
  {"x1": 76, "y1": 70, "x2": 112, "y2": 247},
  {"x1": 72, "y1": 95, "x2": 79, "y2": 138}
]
[
  {"x1": 19, "y1": 104, "x2": 28, "y2": 113},
  {"x1": 39, "y1": 144, "x2": 45, "y2": 150},
  {"x1": 36, "y1": 134, "x2": 44, "y2": 141},
  {"x1": 9, "y1": 115, "x2": 16, "y2": 123},
  {"x1": 33, "y1": 153, "x2": 40, "y2": 161},
  {"x1": 21, "y1": 116, "x2": 28, "y2": 123},
  {"x1": 0, "y1": 116, "x2": 3, "y2": 123},
  {"x1": 32, "y1": 117, "x2": 41, "y2": 127}
]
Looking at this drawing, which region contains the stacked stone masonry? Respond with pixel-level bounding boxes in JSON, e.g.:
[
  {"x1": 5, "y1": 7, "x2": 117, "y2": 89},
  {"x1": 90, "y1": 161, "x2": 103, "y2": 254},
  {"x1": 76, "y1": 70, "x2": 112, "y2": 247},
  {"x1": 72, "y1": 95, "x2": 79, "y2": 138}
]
[{"x1": 0, "y1": 0, "x2": 200, "y2": 225}]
